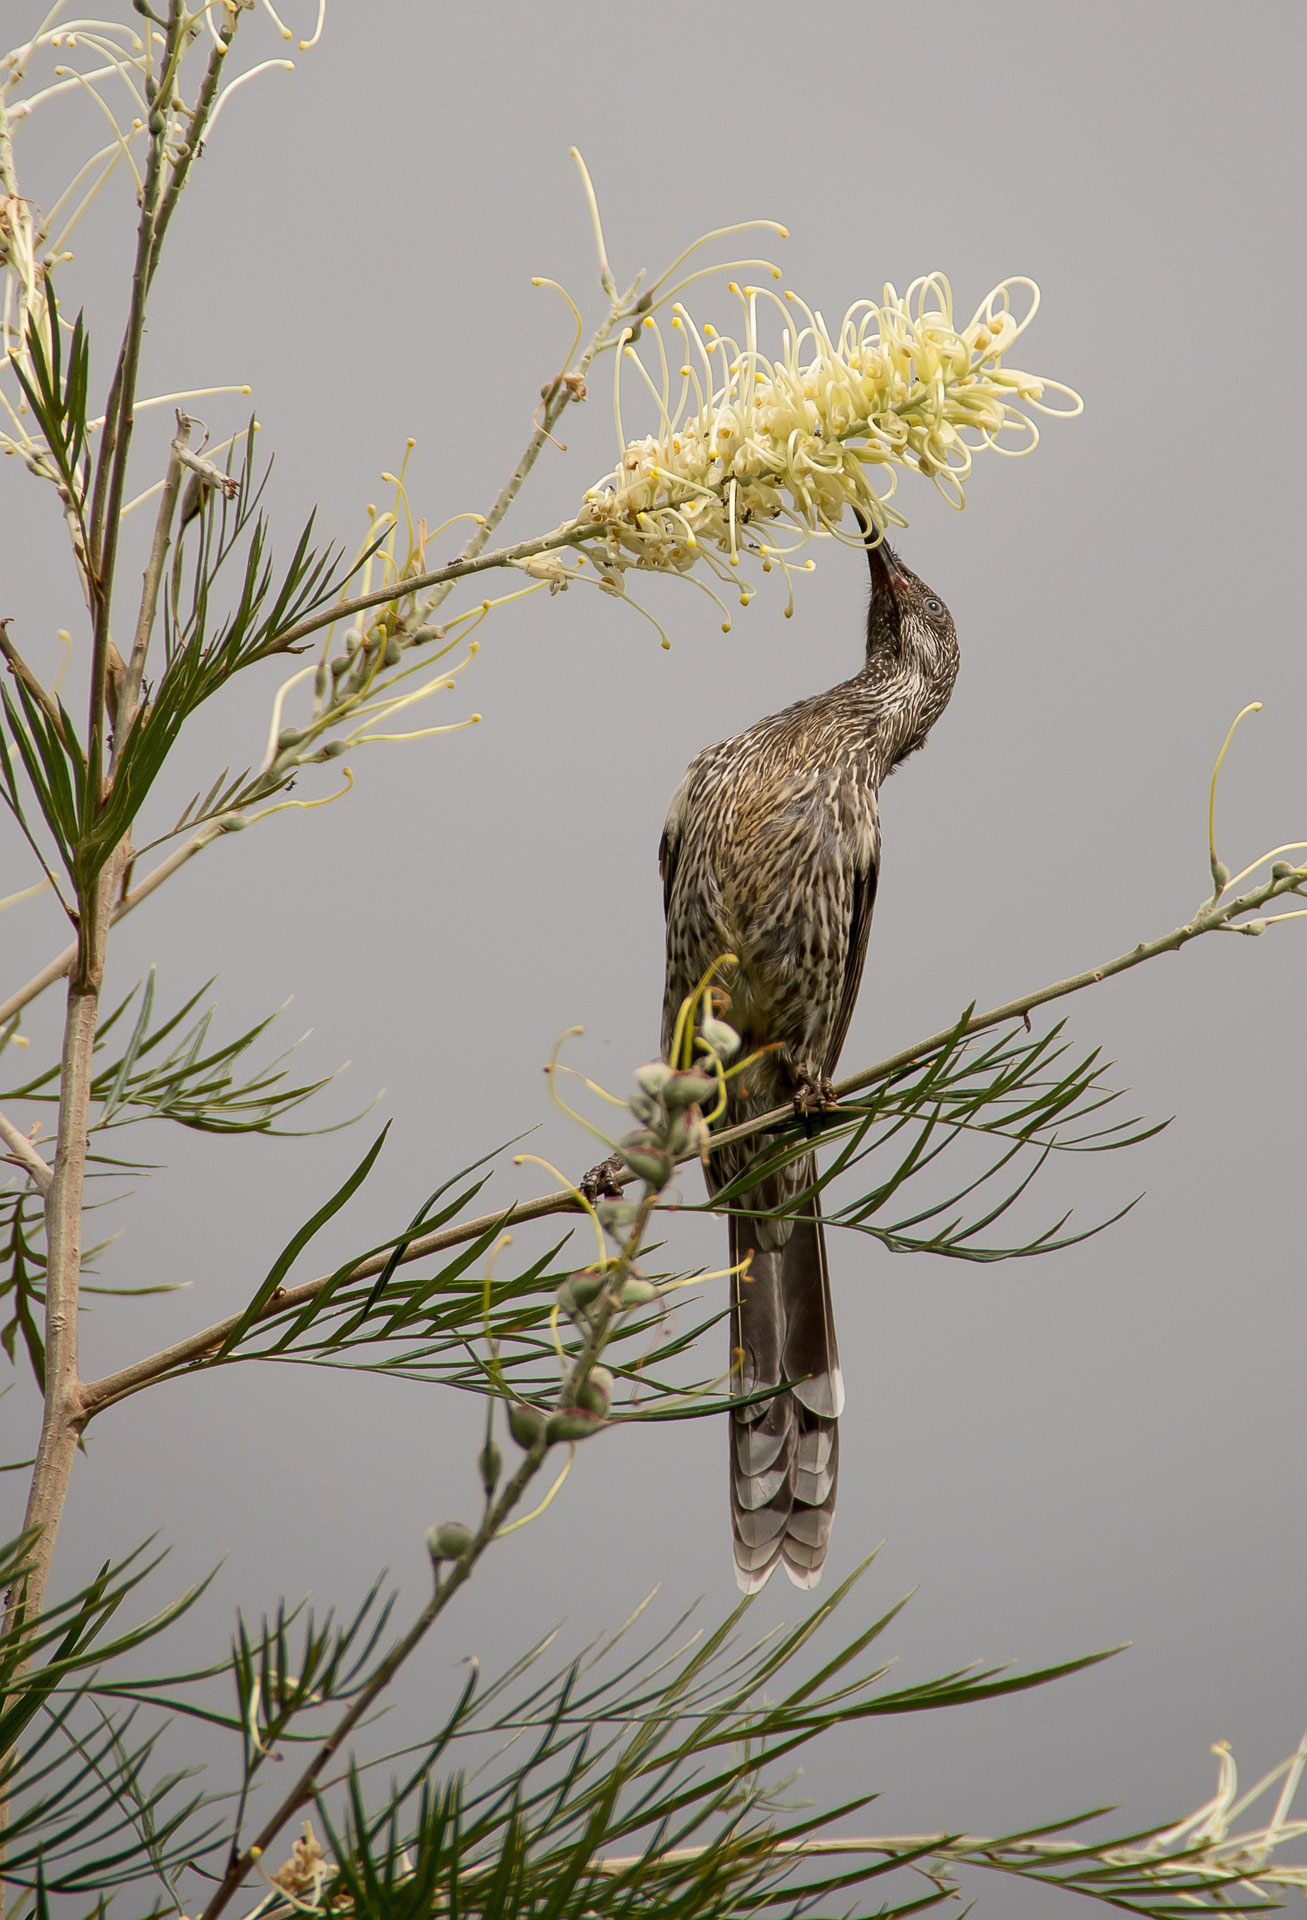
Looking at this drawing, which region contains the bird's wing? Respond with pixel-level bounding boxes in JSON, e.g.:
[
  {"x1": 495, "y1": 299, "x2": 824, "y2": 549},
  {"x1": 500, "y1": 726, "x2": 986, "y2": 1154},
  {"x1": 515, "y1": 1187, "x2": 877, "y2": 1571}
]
[
  {"x1": 658, "y1": 819, "x2": 678, "y2": 919},
  {"x1": 659, "y1": 764, "x2": 694, "y2": 919},
  {"x1": 825, "y1": 816, "x2": 880, "y2": 1072}
]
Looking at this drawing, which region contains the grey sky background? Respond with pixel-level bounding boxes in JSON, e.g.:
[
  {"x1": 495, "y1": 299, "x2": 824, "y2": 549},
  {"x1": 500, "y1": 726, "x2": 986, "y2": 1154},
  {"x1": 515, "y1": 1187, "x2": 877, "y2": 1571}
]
[{"x1": 4, "y1": 0, "x2": 1307, "y2": 1885}]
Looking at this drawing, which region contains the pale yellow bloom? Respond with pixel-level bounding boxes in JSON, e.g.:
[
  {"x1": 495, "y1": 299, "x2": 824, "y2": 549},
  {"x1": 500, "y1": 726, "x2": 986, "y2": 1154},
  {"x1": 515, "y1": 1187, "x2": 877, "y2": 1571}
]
[{"x1": 581, "y1": 275, "x2": 1081, "y2": 590}]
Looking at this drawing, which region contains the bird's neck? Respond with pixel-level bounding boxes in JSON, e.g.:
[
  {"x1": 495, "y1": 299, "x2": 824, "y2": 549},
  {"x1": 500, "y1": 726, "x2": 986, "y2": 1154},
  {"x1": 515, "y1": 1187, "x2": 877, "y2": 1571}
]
[{"x1": 851, "y1": 649, "x2": 959, "y2": 784}]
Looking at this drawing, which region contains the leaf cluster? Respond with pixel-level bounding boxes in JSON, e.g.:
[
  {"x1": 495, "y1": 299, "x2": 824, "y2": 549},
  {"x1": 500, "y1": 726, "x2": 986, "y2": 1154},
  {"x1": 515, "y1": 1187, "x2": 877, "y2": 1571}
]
[{"x1": 710, "y1": 1012, "x2": 1163, "y2": 1261}]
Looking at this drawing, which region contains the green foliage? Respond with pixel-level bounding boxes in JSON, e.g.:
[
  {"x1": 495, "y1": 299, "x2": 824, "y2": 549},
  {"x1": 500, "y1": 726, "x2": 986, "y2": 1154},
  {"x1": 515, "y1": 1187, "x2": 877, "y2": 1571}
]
[
  {"x1": 11, "y1": 303, "x2": 93, "y2": 556},
  {"x1": 6, "y1": 971, "x2": 348, "y2": 1138},
  {"x1": 710, "y1": 1012, "x2": 1163, "y2": 1259}
]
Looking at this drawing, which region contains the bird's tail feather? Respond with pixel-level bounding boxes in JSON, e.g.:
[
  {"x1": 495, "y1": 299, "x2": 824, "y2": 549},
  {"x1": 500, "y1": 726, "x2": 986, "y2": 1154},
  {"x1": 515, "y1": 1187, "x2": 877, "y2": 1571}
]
[{"x1": 726, "y1": 1155, "x2": 842, "y2": 1593}]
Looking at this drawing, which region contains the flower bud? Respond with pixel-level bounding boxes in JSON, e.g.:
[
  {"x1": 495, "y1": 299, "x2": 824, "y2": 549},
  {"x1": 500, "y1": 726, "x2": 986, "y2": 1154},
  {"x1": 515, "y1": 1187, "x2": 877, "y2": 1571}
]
[
  {"x1": 575, "y1": 1366, "x2": 613, "y2": 1417},
  {"x1": 508, "y1": 1401, "x2": 547, "y2": 1449},
  {"x1": 700, "y1": 1018, "x2": 741, "y2": 1059},
  {"x1": 617, "y1": 1277, "x2": 659, "y2": 1309},
  {"x1": 546, "y1": 1408, "x2": 603, "y2": 1444},
  {"x1": 634, "y1": 1060, "x2": 674, "y2": 1099},
  {"x1": 277, "y1": 726, "x2": 304, "y2": 752},
  {"x1": 427, "y1": 1520, "x2": 473, "y2": 1562},
  {"x1": 478, "y1": 1439, "x2": 502, "y2": 1496},
  {"x1": 618, "y1": 1131, "x2": 674, "y2": 1189},
  {"x1": 559, "y1": 1269, "x2": 608, "y2": 1314},
  {"x1": 384, "y1": 638, "x2": 403, "y2": 667},
  {"x1": 595, "y1": 1199, "x2": 638, "y2": 1233},
  {"x1": 662, "y1": 1068, "x2": 718, "y2": 1110}
]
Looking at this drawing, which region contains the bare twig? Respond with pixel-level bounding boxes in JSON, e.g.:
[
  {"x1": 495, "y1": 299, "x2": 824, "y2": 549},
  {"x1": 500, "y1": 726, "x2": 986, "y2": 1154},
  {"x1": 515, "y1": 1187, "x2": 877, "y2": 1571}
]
[
  {"x1": 118, "y1": 412, "x2": 191, "y2": 738},
  {"x1": 0, "y1": 1105, "x2": 50, "y2": 1195}
]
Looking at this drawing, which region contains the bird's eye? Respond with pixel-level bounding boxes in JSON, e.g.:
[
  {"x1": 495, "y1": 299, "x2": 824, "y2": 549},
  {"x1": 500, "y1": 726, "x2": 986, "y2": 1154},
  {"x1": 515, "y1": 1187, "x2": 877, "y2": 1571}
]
[{"x1": 924, "y1": 597, "x2": 944, "y2": 617}]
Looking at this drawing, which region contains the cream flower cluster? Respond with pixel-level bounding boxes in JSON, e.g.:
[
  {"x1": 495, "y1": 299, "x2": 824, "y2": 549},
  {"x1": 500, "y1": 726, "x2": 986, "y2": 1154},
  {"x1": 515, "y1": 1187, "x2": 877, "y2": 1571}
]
[{"x1": 581, "y1": 275, "x2": 1081, "y2": 585}]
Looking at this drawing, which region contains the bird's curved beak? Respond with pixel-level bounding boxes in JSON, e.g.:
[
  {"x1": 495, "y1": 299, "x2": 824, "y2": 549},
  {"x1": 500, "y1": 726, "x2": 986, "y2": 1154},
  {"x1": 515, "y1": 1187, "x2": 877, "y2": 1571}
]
[{"x1": 866, "y1": 537, "x2": 903, "y2": 598}]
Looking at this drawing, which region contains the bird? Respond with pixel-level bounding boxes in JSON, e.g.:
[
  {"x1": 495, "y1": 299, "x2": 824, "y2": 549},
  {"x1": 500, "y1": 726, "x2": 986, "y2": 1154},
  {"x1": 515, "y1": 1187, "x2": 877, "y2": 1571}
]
[{"x1": 658, "y1": 530, "x2": 960, "y2": 1591}]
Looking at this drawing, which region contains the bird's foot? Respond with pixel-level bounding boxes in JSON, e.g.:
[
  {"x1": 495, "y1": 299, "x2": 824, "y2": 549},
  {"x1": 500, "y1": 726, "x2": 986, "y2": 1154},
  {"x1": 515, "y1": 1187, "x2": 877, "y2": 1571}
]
[
  {"x1": 791, "y1": 1072, "x2": 837, "y2": 1121},
  {"x1": 578, "y1": 1153, "x2": 625, "y2": 1205}
]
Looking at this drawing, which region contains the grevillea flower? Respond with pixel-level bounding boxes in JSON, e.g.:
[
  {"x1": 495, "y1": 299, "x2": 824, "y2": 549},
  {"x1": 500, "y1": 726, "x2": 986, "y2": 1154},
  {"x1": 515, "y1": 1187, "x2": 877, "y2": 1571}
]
[{"x1": 580, "y1": 274, "x2": 1081, "y2": 603}]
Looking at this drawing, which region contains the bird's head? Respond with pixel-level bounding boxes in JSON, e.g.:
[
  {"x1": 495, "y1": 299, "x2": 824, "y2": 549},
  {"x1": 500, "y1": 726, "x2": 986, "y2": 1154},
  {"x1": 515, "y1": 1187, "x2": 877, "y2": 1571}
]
[{"x1": 864, "y1": 534, "x2": 958, "y2": 687}]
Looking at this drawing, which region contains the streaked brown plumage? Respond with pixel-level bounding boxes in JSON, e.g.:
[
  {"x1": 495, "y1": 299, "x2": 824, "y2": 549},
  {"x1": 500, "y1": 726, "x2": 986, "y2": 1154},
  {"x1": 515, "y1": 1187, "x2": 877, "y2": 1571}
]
[{"x1": 659, "y1": 535, "x2": 959, "y2": 1591}]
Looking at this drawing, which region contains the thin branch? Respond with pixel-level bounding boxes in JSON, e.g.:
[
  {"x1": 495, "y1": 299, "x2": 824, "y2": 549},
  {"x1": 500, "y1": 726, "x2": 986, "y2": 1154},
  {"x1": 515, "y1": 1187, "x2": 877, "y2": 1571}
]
[
  {"x1": 78, "y1": 858, "x2": 1306, "y2": 1423},
  {"x1": 196, "y1": 1185, "x2": 661, "y2": 1920},
  {"x1": 265, "y1": 522, "x2": 590, "y2": 656},
  {"x1": 85, "y1": 18, "x2": 175, "y2": 760},
  {"x1": 266, "y1": 269, "x2": 646, "y2": 655},
  {"x1": 0, "y1": 1105, "x2": 51, "y2": 1194},
  {"x1": 0, "y1": 864, "x2": 118, "y2": 1639},
  {"x1": 118, "y1": 411, "x2": 190, "y2": 738}
]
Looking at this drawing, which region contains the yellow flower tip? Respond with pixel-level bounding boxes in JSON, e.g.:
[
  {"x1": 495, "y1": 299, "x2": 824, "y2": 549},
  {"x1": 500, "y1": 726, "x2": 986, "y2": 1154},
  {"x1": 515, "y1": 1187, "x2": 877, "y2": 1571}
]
[
  {"x1": 280, "y1": 24, "x2": 292, "y2": 37},
  {"x1": 671, "y1": 316, "x2": 683, "y2": 330},
  {"x1": 407, "y1": 437, "x2": 416, "y2": 449},
  {"x1": 531, "y1": 277, "x2": 544, "y2": 286},
  {"x1": 729, "y1": 554, "x2": 738, "y2": 566},
  {"x1": 703, "y1": 323, "x2": 716, "y2": 337},
  {"x1": 770, "y1": 267, "x2": 782, "y2": 279},
  {"x1": 469, "y1": 638, "x2": 481, "y2": 651},
  {"x1": 471, "y1": 712, "x2": 483, "y2": 722},
  {"x1": 720, "y1": 621, "x2": 731, "y2": 633},
  {"x1": 240, "y1": 385, "x2": 251, "y2": 395},
  {"x1": 1251, "y1": 701, "x2": 1263, "y2": 712},
  {"x1": 728, "y1": 282, "x2": 739, "y2": 294},
  {"x1": 481, "y1": 600, "x2": 491, "y2": 611},
  {"x1": 643, "y1": 315, "x2": 655, "y2": 328},
  {"x1": 784, "y1": 605, "x2": 794, "y2": 618},
  {"x1": 777, "y1": 226, "x2": 790, "y2": 239},
  {"x1": 250, "y1": 1846, "x2": 263, "y2": 1860},
  {"x1": 805, "y1": 559, "x2": 816, "y2": 570},
  {"x1": 661, "y1": 637, "x2": 672, "y2": 650}
]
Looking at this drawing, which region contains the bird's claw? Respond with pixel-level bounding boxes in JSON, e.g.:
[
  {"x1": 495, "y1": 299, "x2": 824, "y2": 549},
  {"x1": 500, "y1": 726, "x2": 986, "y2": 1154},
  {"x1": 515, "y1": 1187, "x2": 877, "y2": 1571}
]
[
  {"x1": 791, "y1": 1073, "x2": 837, "y2": 1120},
  {"x1": 579, "y1": 1153, "x2": 625, "y2": 1205}
]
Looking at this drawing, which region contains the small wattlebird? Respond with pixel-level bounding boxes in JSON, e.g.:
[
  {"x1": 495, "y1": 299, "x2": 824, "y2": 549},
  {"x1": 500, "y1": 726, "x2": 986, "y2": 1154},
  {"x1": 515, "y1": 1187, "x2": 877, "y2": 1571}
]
[{"x1": 659, "y1": 530, "x2": 959, "y2": 1591}]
